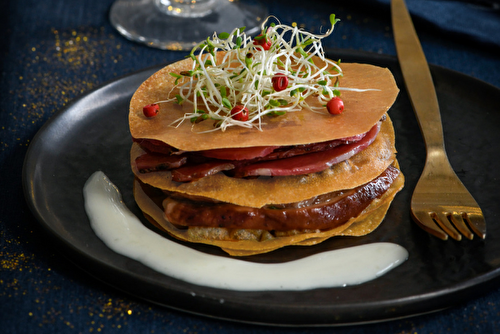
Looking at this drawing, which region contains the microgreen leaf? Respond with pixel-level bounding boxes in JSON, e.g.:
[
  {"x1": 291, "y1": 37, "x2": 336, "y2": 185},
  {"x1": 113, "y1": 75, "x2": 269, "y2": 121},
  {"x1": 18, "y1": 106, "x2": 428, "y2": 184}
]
[
  {"x1": 180, "y1": 70, "x2": 194, "y2": 77},
  {"x1": 175, "y1": 94, "x2": 184, "y2": 105},
  {"x1": 220, "y1": 86, "x2": 227, "y2": 98},
  {"x1": 169, "y1": 72, "x2": 182, "y2": 85},
  {"x1": 222, "y1": 97, "x2": 232, "y2": 109},
  {"x1": 167, "y1": 15, "x2": 353, "y2": 132},
  {"x1": 218, "y1": 32, "x2": 230, "y2": 39},
  {"x1": 270, "y1": 110, "x2": 286, "y2": 116},
  {"x1": 330, "y1": 14, "x2": 340, "y2": 26},
  {"x1": 191, "y1": 114, "x2": 207, "y2": 124},
  {"x1": 302, "y1": 39, "x2": 314, "y2": 47},
  {"x1": 297, "y1": 47, "x2": 313, "y2": 63},
  {"x1": 269, "y1": 99, "x2": 281, "y2": 107},
  {"x1": 252, "y1": 62, "x2": 261, "y2": 69}
]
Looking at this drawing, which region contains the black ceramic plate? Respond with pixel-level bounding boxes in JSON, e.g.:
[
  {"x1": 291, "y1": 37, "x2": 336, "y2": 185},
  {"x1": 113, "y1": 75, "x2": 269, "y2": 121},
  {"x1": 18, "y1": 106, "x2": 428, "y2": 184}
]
[{"x1": 23, "y1": 49, "x2": 500, "y2": 326}]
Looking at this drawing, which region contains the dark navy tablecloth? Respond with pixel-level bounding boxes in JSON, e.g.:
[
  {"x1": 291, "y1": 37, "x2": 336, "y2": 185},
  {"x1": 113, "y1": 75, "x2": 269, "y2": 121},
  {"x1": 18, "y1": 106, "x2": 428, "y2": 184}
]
[{"x1": 1, "y1": 0, "x2": 500, "y2": 333}]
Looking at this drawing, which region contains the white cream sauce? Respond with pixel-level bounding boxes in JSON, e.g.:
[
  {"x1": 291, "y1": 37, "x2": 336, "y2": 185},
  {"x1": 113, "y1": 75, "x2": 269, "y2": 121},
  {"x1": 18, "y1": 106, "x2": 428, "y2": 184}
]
[{"x1": 84, "y1": 171, "x2": 408, "y2": 291}]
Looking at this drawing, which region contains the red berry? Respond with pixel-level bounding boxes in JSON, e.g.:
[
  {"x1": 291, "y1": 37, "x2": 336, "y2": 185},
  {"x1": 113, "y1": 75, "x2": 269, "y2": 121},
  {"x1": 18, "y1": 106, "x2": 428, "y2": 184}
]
[
  {"x1": 143, "y1": 104, "x2": 159, "y2": 117},
  {"x1": 253, "y1": 34, "x2": 272, "y2": 50},
  {"x1": 326, "y1": 97, "x2": 344, "y2": 115},
  {"x1": 272, "y1": 74, "x2": 289, "y2": 92},
  {"x1": 231, "y1": 105, "x2": 249, "y2": 121}
]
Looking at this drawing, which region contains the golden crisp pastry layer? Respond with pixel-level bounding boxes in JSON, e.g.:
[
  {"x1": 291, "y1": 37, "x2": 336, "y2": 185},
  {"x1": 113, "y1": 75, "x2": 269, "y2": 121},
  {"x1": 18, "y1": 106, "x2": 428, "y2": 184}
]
[
  {"x1": 129, "y1": 55, "x2": 403, "y2": 256},
  {"x1": 129, "y1": 54, "x2": 399, "y2": 151},
  {"x1": 131, "y1": 115, "x2": 397, "y2": 208},
  {"x1": 133, "y1": 160, "x2": 404, "y2": 256}
]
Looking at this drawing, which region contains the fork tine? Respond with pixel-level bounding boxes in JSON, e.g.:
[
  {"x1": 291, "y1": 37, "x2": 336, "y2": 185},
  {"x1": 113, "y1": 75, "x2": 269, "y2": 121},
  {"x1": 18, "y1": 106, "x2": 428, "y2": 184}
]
[
  {"x1": 393, "y1": 0, "x2": 487, "y2": 242},
  {"x1": 433, "y1": 212, "x2": 462, "y2": 241},
  {"x1": 466, "y1": 213, "x2": 487, "y2": 239},
  {"x1": 411, "y1": 210, "x2": 448, "y2": 240},
  {"x1": 449, "y1": 213, "x2": 474, "y2": 240}
]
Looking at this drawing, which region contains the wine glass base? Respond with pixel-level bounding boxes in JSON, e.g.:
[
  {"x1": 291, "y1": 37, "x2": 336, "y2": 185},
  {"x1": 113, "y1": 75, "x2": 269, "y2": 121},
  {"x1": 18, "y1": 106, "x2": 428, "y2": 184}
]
[{"x1": 109, "y1": 0, "x2": 268, "y2": 51}]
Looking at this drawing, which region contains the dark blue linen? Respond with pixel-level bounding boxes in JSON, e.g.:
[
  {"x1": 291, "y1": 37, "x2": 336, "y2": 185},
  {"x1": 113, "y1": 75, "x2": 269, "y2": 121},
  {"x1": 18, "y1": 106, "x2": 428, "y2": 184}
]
[
  {"x1": 374, "y1": 0, "x2": 500, "y2": 48},
  {"x1": 1, "y1": 0, "x2": 499, "y2": 333}
]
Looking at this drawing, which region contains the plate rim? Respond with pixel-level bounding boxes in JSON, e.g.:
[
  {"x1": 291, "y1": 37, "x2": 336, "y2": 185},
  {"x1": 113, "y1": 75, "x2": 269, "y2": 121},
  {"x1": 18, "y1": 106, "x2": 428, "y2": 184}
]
[{"x1": 22, "y1": 48, "x2": 500, "y2": 326}]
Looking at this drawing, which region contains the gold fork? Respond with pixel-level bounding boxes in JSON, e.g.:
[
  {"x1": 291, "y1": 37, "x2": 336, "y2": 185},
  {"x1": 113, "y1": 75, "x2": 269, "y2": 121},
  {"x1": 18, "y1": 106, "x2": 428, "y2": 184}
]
[{"x1": 391, "y1": 0, "x2": 486, "y2": 240}]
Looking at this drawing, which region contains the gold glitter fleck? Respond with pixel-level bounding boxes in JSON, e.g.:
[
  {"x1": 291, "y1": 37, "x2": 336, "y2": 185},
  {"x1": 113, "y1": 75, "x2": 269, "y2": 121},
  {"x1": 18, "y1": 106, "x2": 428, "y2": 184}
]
[
  {"x1": 1, "y1": 250, "x2": 35, "y2": 271},
  {"x1": 0, "y1": 25, "x2": 188, "y2": 330}
]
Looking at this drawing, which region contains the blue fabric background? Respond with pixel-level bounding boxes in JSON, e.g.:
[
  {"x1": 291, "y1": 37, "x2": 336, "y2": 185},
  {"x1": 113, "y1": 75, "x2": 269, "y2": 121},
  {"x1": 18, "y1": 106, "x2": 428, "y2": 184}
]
[
  {"x1": 1, "y1": 0, "x2": 499, "y2": 333},
  {"x1": 374, "y1": 0, "x2": 500, "y2": 47}
]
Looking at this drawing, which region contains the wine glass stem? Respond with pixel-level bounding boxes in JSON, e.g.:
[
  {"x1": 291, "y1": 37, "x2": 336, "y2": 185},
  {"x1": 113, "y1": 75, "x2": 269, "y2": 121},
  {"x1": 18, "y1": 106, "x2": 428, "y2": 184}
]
[{"x1": 155, "y1": 0, "x2": 217, "y2": 18}]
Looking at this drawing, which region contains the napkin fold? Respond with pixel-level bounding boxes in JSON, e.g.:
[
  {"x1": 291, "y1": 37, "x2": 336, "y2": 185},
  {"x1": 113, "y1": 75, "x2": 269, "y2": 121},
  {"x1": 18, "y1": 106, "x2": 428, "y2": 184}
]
[{"x1": 368, "y1": 0, "x2": 500, "y2": 48}]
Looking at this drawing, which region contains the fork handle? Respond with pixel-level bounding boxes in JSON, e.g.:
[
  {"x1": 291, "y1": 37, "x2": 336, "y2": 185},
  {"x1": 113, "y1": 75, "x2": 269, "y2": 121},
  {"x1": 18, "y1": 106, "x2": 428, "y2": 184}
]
[{"x1": 391, "y1": 0, "x2": 446, "y2": 155}]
